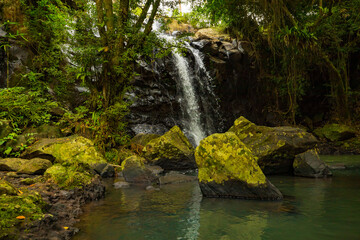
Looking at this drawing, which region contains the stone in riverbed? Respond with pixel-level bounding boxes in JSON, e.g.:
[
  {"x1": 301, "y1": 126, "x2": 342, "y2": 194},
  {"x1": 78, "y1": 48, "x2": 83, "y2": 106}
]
[
  {"x1": 121, "y1": 155, "x2": 159, "y2": 184},
  {"x1": 195, "y1": 132, "x2": 283, "y2": 200},
  {"x1": 142, "y1": 126, "x2": 196, "y2": 170},
  {"x1": 293, "y1": 149, "x2": 332, "y2": 178},
  {"x1": 228, "y1": 116, "x2": 318, "y2": 174}
]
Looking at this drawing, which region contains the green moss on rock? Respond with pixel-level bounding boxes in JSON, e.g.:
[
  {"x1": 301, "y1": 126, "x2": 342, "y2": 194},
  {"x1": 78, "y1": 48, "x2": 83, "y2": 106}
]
[
  {"x1": 0, "y1": 179, "x2": 18, "y2": 195},
  {"x1": 142, "y1": 126, "x2": 196, "y2": 170},
  {"x1": 44, "y1": 164, "x2": 92, "y2": 189},
  {"x1": 195, "y1": 132, "x2": 266, "y2": 185},
  {"x1": 131, "y1": 133, "x2": 160, "y2": 148},
  {"x1": 0, "y1": 158, "x2": 25, "y2": 171},
  {"x1": 0, "y1": 192, "x2": 45, "y2": 239},
  {"x1": 314, "y1": 124, "x2": 357, "y2": 142},
  {"x1": 228, "y1": 116, "x2": 318, "y2": 174},
  {"x1": 17, "y1": 158, "x2": 52, "y2": 175}
]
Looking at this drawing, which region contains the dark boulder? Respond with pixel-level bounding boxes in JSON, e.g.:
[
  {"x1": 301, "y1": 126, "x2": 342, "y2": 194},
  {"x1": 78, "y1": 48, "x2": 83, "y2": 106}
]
[{"x1": 293, "y1": 149, "x2": 332, "y2": 178}]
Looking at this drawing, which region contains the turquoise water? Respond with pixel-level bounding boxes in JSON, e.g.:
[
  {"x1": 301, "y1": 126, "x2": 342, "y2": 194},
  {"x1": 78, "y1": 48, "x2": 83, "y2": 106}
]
[{"x1": 73, "y1": 157, "x2": 360, "y2": 240}]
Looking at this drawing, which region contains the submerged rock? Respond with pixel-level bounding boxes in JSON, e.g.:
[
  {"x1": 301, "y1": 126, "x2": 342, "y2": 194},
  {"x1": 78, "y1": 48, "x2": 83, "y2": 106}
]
[
  {"x1": 195, "y1": 132, "x2": 283, "y2": 200},
  {"x1": 113, "y1": 181, "x2": 130, "y2": 189},
  {"x1": 314, "y1": 124, "x2": 357, "y2": 142},
  {"x1": 143, "y1": 126, "x2": 196, "y2": 170},
  {"x1": 228, "y1": 116, "x2": 318, "y2": 174},
  {"x1": 159, "y1": 171, "x2": 197, "y2": 185},
  {"x1": 293, "y1": 150, "x2": 332, "y2": 178},
  {"x1": 121, "y1": 155, "x2": 159, "y2": 184}
]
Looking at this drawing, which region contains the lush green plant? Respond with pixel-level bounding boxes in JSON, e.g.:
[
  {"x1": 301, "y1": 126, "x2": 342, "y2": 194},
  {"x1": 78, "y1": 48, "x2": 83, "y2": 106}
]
[{"x1": 0, "y1": 87, "x2": 58, "y2": 128}]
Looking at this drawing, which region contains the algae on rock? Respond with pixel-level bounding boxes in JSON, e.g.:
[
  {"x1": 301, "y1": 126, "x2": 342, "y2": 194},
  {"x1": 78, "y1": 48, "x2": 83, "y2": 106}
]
[
  {"x1": 195, "y1": 132, "x2": 283, "y2": 200},
  {"x1": 314, "y1": 124, "x2": 357, "y2": 142},
  {"x1": 143, "y1": 126, "x2": 196, "y2": 170},
  {"x1": 228, "y1": 116, "x2": 318, "y2": 174}
]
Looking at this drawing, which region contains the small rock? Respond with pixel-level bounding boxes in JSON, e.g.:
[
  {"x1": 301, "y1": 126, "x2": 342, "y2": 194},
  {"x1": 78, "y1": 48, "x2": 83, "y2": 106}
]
[
  {"x1": 17, "y1": 158, "x2": 52, "y2": 175},
  {"x1": 0, "y1": 179, "x2": 18, "y2": 195},
  {"x1": 159, "y1": 172, "x2": 197, "y2": 185},
  {"x1": 6, "y1": 172, "x2": 20, "y2": 178},
  {"x1": 20, "y1": 178, "x2": 36, "y2": 185}
]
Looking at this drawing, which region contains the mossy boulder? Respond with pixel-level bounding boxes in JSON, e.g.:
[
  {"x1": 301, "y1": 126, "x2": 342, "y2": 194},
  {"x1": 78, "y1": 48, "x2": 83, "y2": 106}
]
[
  {"x1": 142, "y1": 126, "x2": 196, "y2": 170},
  {"x1": 0, "y1": 158, "x2": 51, "y2": 175},
  {"x1": 313, "y1": 124, "x2": 357, "y2": 142},
  {"x1": 44, "y1": 164, "x2": 93, "y2": 189},
  {"x1": 293, "y1": 149, "x2": 332, "y2": 178},
  {"x1": 228, "y1": 116, "x2": 318, "y2": 174},
  {"x1": 195, "y1": 132, "x2": 283, "y2": 200},
  {"x1": 131, "y1": 133, "x2": 160, "y2": 149},
  {"x1": 0, "y1": 158, "x2": 25, "y2": 171},
  {"x1": 121, "y1": 155, "x2": 159, "y2": 184},
  {"x1": 17, "y1": 158, "x2": 52, "y2": 175},
  {"x1": 0, "y1": 179, "x2": 18, "y2": 195},
  {"x1": 22, "y1": 135, "x2": 107, "y2": 168}
]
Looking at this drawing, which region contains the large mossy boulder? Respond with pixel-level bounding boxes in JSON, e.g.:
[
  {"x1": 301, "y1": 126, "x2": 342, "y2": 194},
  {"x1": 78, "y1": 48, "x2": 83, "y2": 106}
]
[
  {"x1": 131, "y1": 133, "x2": 160, "y2": 148},
  {"x1": 228, "y1": 117, "x2": 318, "y2": 174},
  {"x1": 293, "y1": 149, "x2": 332, "y2": 178},
  {"x1": 195, "y1": 132, "x2": 283, "y2": 200},
  {"x1": 142, "y1": 126, "x2": 196, "y2": 170},
  {"x1": 121, "y1": 155, "x2": 159, "y2": 184},
  {"x1": 23, "y1": 124, "x2": 63, "y2": 140},
  {"x1": 314, "y1": 124, "x2": 357, "y2": 142},
  {"x1": 22, "y1": 135, "x2": 107, "y2": 167}
]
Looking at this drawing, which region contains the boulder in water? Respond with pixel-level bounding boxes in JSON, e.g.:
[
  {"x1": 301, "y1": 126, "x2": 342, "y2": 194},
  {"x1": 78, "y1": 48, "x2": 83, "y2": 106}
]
[
  {"x1": 142, "y1": 126, "x2": 196, "y2": 170},
  {"x1": 195, "y1": 132, "x2": 283, "y2": 200},
  {"x1": 293, "y1": 149, "x2": 332, "y2": 178},
  {"x1": 228, "y1": 116, "x2": 318, "y2": 174},
  {"x1": 121, "y1": 155, "x2": 159, "y2": 184}
]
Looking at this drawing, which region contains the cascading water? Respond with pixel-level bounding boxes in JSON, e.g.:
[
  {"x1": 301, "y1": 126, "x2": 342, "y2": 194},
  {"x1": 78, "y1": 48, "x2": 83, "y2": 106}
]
[
  {"x1": 155, "y1": 30, "x2": 223, "y2": 146},
  {"x1": 172, "y1": 50, "x2": 206, "y2": 145}
]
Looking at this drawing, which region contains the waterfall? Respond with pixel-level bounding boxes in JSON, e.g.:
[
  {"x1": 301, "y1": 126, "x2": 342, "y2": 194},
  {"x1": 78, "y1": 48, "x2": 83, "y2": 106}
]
[
  {"x1": 172, "y1": 51, "x2": 206, "y2": 146},
  {"x1": 153, "y1": 25, "x2": 223, "y2": 146}
]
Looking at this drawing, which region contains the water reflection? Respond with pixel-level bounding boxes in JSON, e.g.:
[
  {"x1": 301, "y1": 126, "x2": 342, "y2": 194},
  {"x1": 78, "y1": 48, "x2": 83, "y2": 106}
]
[{"x1": 74, "y1": 168, "x2": 360, "y2": 240}]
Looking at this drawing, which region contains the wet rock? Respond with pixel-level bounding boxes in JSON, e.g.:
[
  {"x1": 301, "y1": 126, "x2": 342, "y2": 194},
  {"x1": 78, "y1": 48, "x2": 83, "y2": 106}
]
[
  {"x1": 314, "y1": 124, "x2": 357, "y2": 142},
  {"x1": 293, "y1": 150, "x2": 332, "y2": 178},
  {"x1": 93, "y1": 163, "x2": 115, "y2": 178},
  {"x1": 159, "y1": 171, "x2": 197, "y2": 185},
  {"x1": 0, "y1": 179, "x2": 18, "y2": 195},
  {"x1": 143, "y1": 126, "x2": 196, "y2": 170},
  {"x1": 113, "y1": 181, "x2": 130, "y2": 189},
  {"x1": 17, "y1": 158, "x2": 52, "y2": 175},
  {"x1": 194, "y1": 28, "x2": 231, "y2": 41},
  {"x1": 195, "y1": 132, "x2": 283, "y2": 200},
  {"x1": 228, "y1": 116, "x2": 318, "y2": 174},
  {"x1": 121, "y1": 155, "x2": 159, "y2": 184}
]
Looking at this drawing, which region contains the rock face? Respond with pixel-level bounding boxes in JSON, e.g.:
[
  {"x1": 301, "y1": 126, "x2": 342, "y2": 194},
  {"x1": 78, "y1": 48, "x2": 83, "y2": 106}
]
[
  {"x1": 195, "y1": 132, "x2": 283, "y2": 200},
  {"x1": 293, "y1": 150, "x2": 332, "y2": 178},
  {"x1": 314, "y1": 124, "x2": 357, "y2": 142},
  {"x1": 121, "y1": 155, "x2": 159, "y2": 184},
  {"x1": 142, "y1": 126, "x2": 196, "y2": 170},
  {"x1": 228, "y1": 116, "x2": 318, "y2": 174}
]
